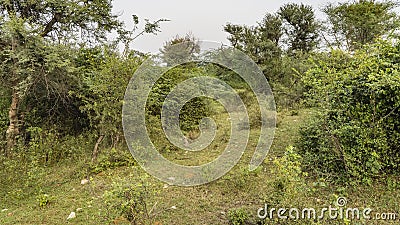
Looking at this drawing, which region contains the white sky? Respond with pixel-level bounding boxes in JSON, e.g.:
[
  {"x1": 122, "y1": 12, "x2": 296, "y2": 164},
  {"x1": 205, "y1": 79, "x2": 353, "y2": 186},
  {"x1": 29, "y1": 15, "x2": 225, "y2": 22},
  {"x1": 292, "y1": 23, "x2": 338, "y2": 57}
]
[{"x1": 111, "y1": 0, "x2": 342, "y2": 53}]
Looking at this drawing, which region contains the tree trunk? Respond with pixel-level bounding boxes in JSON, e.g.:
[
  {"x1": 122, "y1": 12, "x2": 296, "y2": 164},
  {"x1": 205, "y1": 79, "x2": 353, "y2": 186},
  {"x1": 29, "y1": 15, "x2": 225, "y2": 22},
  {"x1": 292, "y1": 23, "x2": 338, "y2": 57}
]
[
  {"x1": 92, "y1": 135, "x2": 105, "y2": 163},
  {"x1": 6, "y1": 89, "x2": 20, "y2": 153}
]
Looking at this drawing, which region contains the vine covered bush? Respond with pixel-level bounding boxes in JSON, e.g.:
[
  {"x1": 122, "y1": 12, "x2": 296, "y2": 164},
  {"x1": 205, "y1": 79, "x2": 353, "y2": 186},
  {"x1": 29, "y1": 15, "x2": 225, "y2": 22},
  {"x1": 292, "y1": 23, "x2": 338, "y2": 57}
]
[{"x1": 299, "y1": 40, "x2": 400, "y2": 183}]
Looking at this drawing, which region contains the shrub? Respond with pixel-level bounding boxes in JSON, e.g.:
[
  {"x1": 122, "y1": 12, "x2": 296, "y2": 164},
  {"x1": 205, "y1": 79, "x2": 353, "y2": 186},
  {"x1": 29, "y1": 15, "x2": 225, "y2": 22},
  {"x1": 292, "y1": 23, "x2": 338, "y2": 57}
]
[
  {"x1": 300, "y1": 40, "x2": 400, "y2": 183},
  {"x1": 36, "y1": 193, "x2": 52, "y2": 207},
  {"x1": 23, "y1": 128, "x2": 93, "y2": 165},
  {"x1": 75, "y1": 47, "x2": 142, "y2": 158},
  {"x1": 146, "y1": 66, "x2": 212, "y2": 132},
  {"x1": 269, "y1": 146, "x2": 307, "y2": 204},
  {"x1": 102, "y1": 173, "x2": 158, "y2": 224},
  {"x1": 0, "y1": 87, "x2": 9, "y2": 152},
  {"x1": 90, "y1": 148, "x2": 136, "y2": 174}
]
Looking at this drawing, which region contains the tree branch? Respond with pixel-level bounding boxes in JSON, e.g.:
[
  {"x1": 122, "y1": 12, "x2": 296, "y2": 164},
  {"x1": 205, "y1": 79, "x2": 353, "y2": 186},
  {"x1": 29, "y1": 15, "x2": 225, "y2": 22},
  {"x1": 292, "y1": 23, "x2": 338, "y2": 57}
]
[{"x1": 41, "y1": 13, "x2": 61, "y2": 37}]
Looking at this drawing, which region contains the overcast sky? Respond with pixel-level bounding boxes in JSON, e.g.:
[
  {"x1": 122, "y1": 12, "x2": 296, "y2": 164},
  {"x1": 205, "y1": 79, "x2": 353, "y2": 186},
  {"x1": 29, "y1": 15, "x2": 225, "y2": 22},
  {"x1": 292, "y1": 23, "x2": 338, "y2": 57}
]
[{"x1": 111, "y1": 0, "x2": 342, "y2": 53}]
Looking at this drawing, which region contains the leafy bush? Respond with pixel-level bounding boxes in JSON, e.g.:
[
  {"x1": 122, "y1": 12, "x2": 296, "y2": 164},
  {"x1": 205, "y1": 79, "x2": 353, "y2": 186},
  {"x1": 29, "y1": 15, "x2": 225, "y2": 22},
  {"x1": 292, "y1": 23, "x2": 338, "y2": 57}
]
[
  {"x1": 75, "y1": 47, "x2": 143, "y2": 152},
  {"x1": 269, "y1": 146, "x2": 307, "y2": 204},
  {"x1": 22, "y1": 128, "x2": 93, "y2": 165},
  {"x1": 0, "y1": 87, "x2": 9, "y2": 151},
  {"x1": 102, "y1": 173, "x2": 158, "y2": 224},
  {"x1": 36, "y1": 192, "x2": 52, "y2": 207},
  {"x1": 300, "y1": 40, "x2": 400, "y2": 183},
  {"x1": 90, "y1": 148, "x2": 136, "y2": 174},
  {"x1": 146, "y1": 66, "x2": 212, "y2": 132},
  {"x1": 141, "y1": 65, "x2": 215, "y2": 155},
  {"x1": 224, "y1": 165, "x2": 263, "y2": 191},
  {"x1": 272, "y1": 53, "x2": 311, "y2": 110}
]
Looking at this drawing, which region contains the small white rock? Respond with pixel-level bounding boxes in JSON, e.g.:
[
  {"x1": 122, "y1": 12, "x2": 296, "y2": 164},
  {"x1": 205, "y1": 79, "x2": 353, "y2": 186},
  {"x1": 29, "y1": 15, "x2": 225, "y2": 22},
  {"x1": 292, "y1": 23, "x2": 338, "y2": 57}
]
[
  {"x1": 171, "y1": 206, "x2": 177, "y2": 210},
  {"x1": 76, "y1": 208, "x2": 83, "y2": 212},
  {"x1": 1, "y1": 209, "x2": 8, "y2": 212},
  {"x1": 163, "y1": 184, "x2": 169, "y2": 189},
  {"x1": 67, "y1": 212, "x2": 76, "y2": 220},
  {"x1": 81, "y1": 179, "x2": 89, "y2": 185}
]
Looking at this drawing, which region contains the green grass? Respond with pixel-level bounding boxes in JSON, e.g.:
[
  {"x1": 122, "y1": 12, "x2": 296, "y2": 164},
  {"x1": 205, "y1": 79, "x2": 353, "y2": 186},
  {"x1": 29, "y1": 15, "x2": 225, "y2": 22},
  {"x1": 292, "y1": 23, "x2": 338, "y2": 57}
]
[{"x1": 1, "y1": 109, "x2": 400, "y2": 224}]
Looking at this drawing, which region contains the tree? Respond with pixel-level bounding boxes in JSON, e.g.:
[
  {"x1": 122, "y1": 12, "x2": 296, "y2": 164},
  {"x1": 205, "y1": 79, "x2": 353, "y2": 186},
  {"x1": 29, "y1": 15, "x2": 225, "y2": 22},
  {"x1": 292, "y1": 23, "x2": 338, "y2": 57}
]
[
  {"x1": 224, "y1": 13, "x2": 284, "y2": 87},
  {"x1": 323, "y1": 0, "x2": 399, "y2": 51},
  {"x1": 224, "y1": 11, "x2": 314, "y2": 108},
  {"x1": 0, "y1": 0, "x2": 121, "y2": 40},
  {"x1": 278, "y1": 3, "x2": 320, "y2": 54},
  {"x1": 0, "y1": 0, "x2": 122, "y2": 153},
  {"x1": 258, "y1": 13, "x2": 283, "y2": 46},
  {"x1": 0, "y1": 18, "x2": 81, "y2": 152},
  {"x1": 0, "y1": 0, "x2": 166, "y2": 152},
  {"x1": 224, "y1": 13, "x2": 282, "y2": 66},
  {"x1": 160, "y1": 33, "x2": 200, "y2": 66}
]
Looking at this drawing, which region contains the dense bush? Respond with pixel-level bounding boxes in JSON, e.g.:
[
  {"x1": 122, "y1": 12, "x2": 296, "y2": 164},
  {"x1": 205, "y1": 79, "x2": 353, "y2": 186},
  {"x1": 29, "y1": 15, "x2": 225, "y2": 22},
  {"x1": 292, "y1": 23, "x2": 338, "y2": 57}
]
[
  {"x1": 102, "y1": 173, "x2": 158, "y2": 224},
  {"x1": 90, "y1": 148, "x2": 136, "y2": 174},
  {"x1": 0, "y1": 86, "x2": 9, "y2": 150},
  {"x1": 21, "y1": 128, "x2": 94, "y2": 165},
  {"x1": 299, "y1": 40, "x2": 400, "y2": 183},
  {"x1": 146, "y1": 66, "x2": 212, "y2": 133},
  {"x1": 75, "y1": 47, "x2": 143, "y2": 146}
]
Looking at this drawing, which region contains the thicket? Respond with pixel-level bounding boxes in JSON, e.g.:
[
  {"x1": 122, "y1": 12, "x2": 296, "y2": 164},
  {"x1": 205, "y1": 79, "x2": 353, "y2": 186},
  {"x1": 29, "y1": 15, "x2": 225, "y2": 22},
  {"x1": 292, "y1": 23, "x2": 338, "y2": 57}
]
[{"x1": 299, "y1": 40, "x2": 400, "y2": 183}]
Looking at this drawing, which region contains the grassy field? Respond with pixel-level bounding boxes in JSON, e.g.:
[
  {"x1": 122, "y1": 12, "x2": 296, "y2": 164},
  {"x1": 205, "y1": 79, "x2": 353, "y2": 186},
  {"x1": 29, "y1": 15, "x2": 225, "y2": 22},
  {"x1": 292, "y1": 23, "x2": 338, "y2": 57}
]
[{"x1": 1, "y1": 109, "x2": 400, "y2": 225}]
